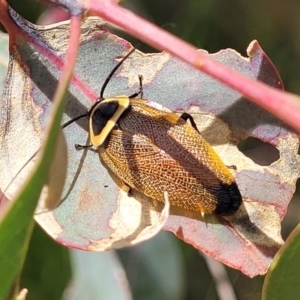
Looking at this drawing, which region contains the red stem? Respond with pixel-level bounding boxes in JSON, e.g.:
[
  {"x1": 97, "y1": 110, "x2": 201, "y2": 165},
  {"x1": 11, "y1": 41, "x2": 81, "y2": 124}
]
[
  {"x1": 0, "y1": 0, "x2": 9, "y2": 29},
  {"x1": 52, "y1": 15, "x2": 82, "y2": 101},
  {"x1": 89, "y1": 0, "x2": 300, "y2": 132},
  {"x1": 0, "y1": 0, "x2": 19, "y2": 46}
]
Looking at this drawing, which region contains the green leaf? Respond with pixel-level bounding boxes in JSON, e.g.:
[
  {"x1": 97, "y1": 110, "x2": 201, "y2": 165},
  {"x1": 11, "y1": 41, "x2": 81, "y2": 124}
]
[
  {"x1": 20, "y1": 224, "x2": 71, "y2": 300},
  {"x1": 0, "y1": 107, "x2": 67, "y2": 298},
  {"x1": 262, "y1": 222, "x2": 300, "y2": 300},
  {"x1": 0, "y1": 17, "x2": 70, "y2": 298}
]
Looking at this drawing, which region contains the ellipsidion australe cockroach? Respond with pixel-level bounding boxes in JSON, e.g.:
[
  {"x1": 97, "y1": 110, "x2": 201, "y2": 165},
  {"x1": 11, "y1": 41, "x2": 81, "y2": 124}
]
[{"x1": 63, "y1": 48, "x2": 242, "y2": 216}]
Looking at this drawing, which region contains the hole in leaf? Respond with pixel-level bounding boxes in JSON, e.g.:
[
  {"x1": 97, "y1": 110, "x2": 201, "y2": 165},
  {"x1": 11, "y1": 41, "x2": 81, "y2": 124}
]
[{"x1": 237, "y1": 137, "x2": 279, "y2": 166}]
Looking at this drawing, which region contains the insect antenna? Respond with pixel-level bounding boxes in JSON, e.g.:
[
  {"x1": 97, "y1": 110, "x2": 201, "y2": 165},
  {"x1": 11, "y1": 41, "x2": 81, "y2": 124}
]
[
  {"x1": 99, "y1": 48, "x2": 135, "y2": 100},
  {"x1": 61, "y1": 113, "x2": 88, "y2": 129},
  {"x1": 0, "y1": 149, "x2": 40, "y2": 204},
  {"x1": 61, "y1": 48, "x2": 136, "y2": 130}
]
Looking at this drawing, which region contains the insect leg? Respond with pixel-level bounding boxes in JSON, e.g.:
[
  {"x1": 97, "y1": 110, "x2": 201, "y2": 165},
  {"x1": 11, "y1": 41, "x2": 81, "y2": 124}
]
[
  {"x1": 180, "y1": 112, "x2": 200, "y2": 132},
  {"x1": 101, "y1": 162, "x2": 132, "y2": 195},
  {"x1": 129, "y1": 75, "x2": 143, "y2": 99},
  {"x1": 227, "y1": 165, "x2": 237, "y2": 170},
  {"x1": 115, "y1": 178, "x2": 132, "y2": 195},
  {"x1": 123, "y1": 184, "x2": 132, "y2": 196},
  {"x1": 62, "y1": 112, "x2": 88, "y2": 129},
  {"x1": 75, "y1": 143, "x2": 93, "y2": 150},
  {"x1": 0, "y1": 148, "x2": 40, "y2": 203}
]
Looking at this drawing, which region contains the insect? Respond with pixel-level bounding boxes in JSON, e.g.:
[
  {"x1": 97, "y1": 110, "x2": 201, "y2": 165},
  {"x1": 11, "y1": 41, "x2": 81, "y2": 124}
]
[{"x1": 63, "y1": 48, "x2": 242, "y2": 216}]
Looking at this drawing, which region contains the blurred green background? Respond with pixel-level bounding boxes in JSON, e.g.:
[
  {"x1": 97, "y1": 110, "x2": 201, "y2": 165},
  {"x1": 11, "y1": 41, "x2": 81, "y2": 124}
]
[{"x1": 2, "y1": 0, "x2": 300, "y2": 299}]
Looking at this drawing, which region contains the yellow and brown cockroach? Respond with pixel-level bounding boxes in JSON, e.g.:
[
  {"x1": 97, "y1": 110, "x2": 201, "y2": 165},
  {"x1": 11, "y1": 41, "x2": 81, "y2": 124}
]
[{"x1": 63, "y1": 49, "x2": 242, "y2": 216}]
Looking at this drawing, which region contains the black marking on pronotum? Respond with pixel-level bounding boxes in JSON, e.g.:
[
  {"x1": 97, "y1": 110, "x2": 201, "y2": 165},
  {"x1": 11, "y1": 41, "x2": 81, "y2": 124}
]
[{"x1": 91, "y1": 101, "x2": 120, "y2": 136}]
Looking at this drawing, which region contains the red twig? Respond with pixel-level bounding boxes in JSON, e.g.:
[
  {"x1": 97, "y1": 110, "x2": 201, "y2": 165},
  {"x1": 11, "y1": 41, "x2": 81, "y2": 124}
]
[
  {"x1": 89, "y1": 0, "x2": 300, "y2": 133},
  {"x1": 51, "y1": 14, "x2": 82, "y2": 104}
]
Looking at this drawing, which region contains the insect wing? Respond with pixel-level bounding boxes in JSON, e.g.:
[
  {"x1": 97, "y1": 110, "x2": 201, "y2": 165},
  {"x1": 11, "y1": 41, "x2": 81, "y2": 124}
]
[
  {"x1": 99, "y1": 129, "x2": 219, "y2": 214},
  {"x1": 124, "y1": 99, "x2": 236, "y2": 187},
  {"x1": 100, "y1": 99, "x2": 241, "y2": 214}
]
